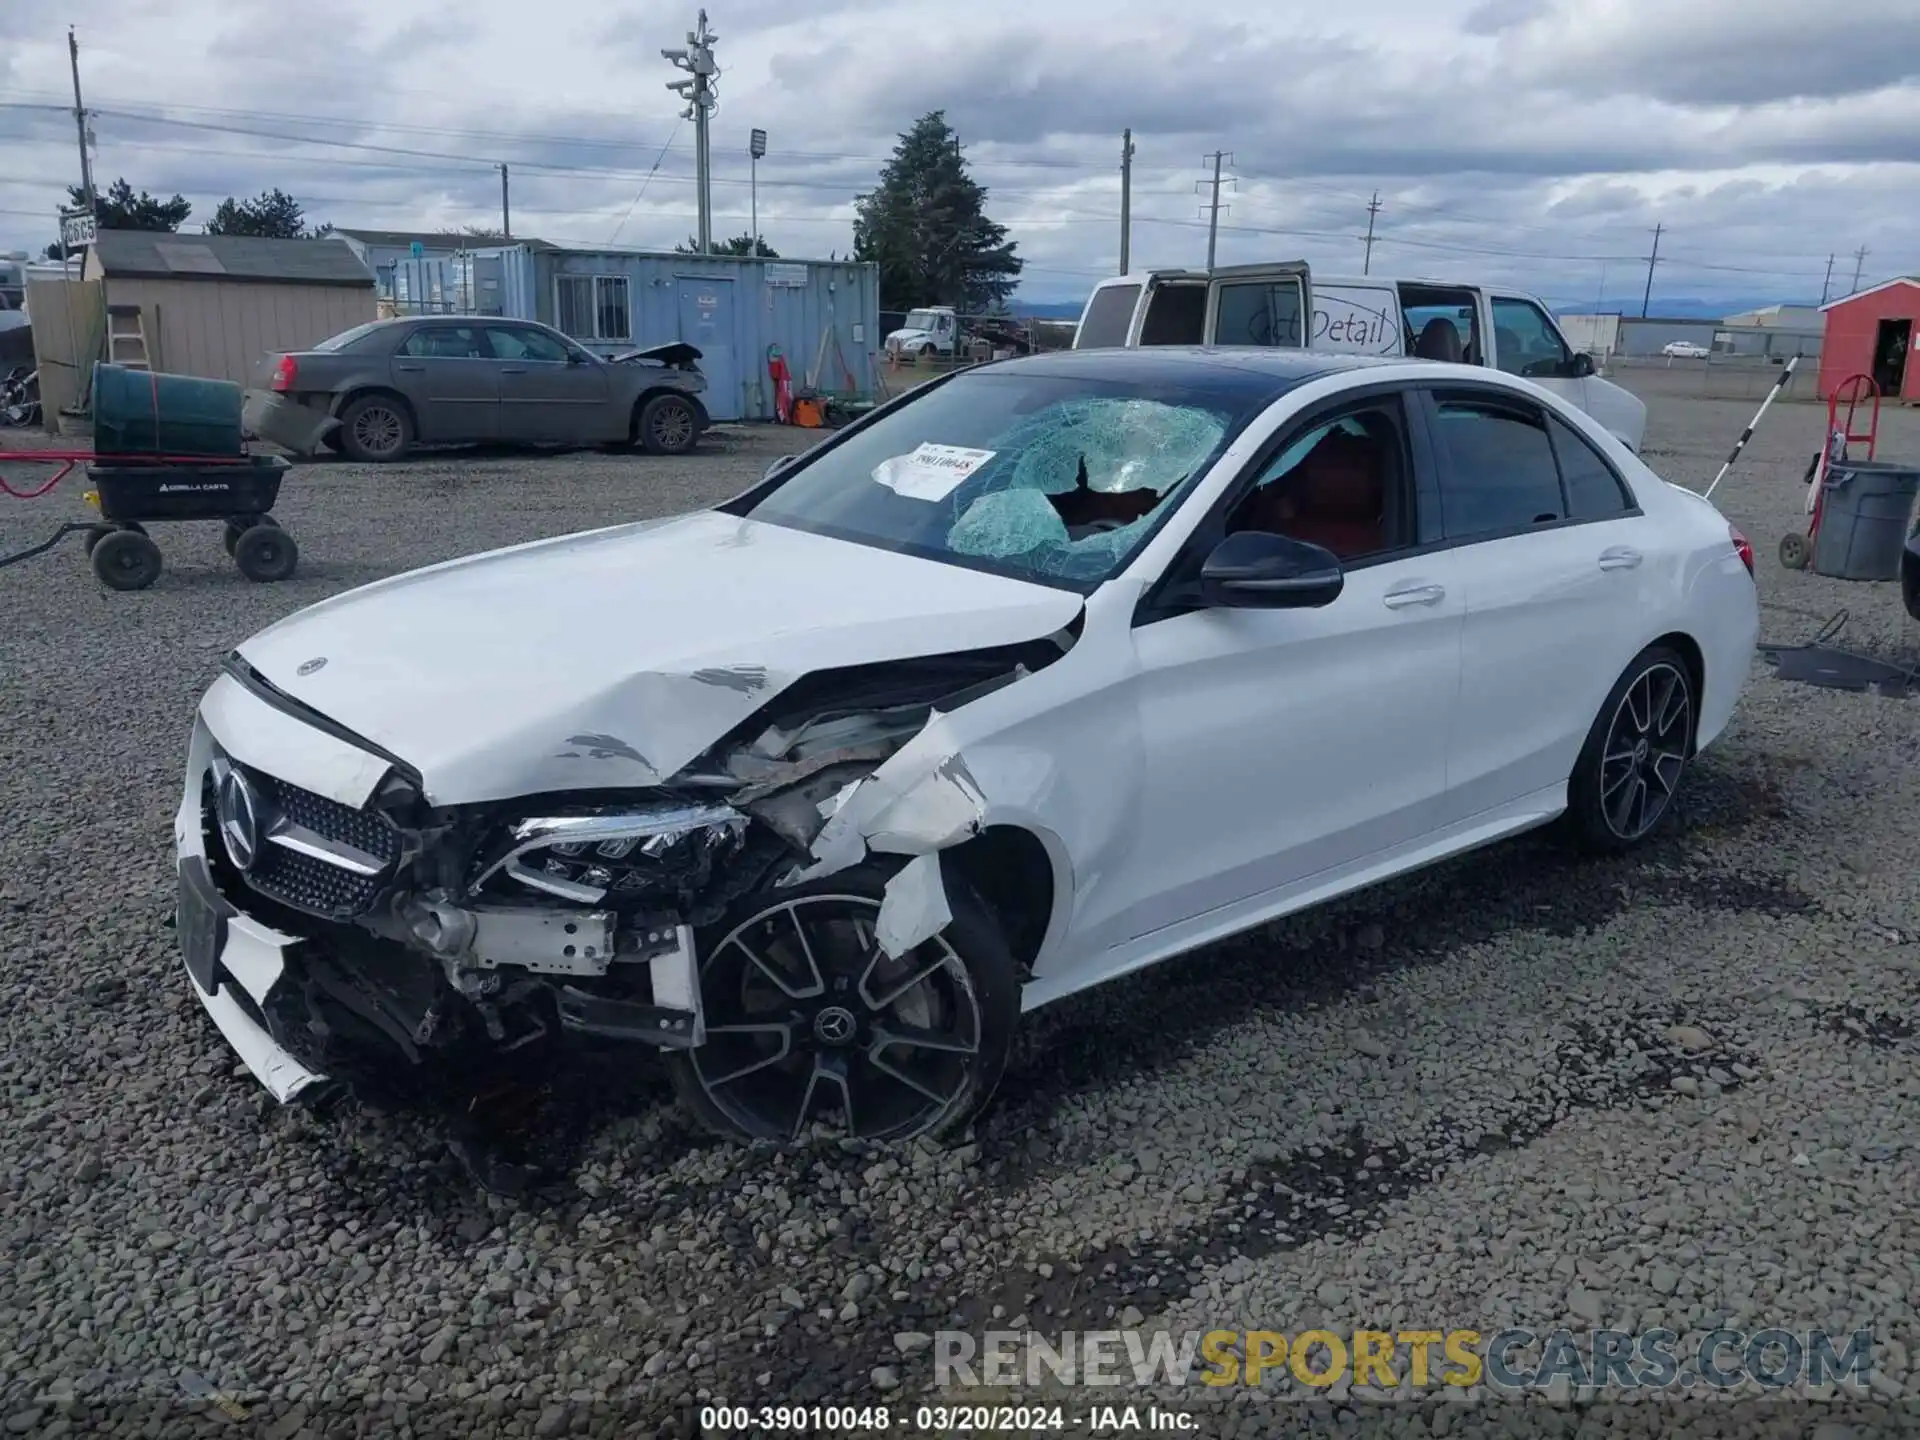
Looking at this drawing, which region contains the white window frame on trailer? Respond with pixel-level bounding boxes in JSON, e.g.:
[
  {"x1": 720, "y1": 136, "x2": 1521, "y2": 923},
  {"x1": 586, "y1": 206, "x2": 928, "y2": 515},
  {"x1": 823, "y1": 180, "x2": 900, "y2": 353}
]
[{"x1": 554, "y1": 273, "x2": 633, "y2": 342}]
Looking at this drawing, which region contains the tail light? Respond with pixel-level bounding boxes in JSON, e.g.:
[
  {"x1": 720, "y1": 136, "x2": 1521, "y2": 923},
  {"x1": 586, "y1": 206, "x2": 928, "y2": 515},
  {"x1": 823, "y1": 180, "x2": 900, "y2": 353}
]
[
  {"x1": 1730, "y1": 524, "x2": 1754, "y2": 577},
  {"x1": 271, "y1": 354, "x2": 298, "y2": 392}
]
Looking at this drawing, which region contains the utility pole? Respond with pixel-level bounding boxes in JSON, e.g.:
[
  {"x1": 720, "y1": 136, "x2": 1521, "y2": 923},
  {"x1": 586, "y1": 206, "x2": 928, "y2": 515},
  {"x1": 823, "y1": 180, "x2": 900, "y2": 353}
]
[
  {"x1": 1640, "y1": 222, "x2": 1662, "y2": 318},
  {"x1": 1820, "y1": 253, "x2": 1834, "y2": 305},
  {"x1": 498, "y1": 163, "x2": 511, "y2": 238},
  {"x1": 1119, "y1": 129, "x2": 1135, "y2": 274},
  {"x1": 663, "y1": 11, "x2": 720, "y2": 253},
  {"x1": 1851, "y1": 245, "x2": 1869, "y2": 294},
  {"x1": 1200, "y1": 150, "x2": 1231, "y2": 270},
  {"x1": 67, "y1": 26, "x2": 95, "y2": 215},
  {"x1": 1362, "y1": 191, "x2": 1382, "y2": 275},
  {"x1": 749, "y1": 128, "x2": 767, "y2": 252}
]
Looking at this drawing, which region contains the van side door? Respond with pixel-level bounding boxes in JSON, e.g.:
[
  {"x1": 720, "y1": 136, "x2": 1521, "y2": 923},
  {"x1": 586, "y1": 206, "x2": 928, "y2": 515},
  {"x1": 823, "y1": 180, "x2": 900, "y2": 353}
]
[{"x1": 1205, "y1": 263, "x2": 1314, "y2": 349}]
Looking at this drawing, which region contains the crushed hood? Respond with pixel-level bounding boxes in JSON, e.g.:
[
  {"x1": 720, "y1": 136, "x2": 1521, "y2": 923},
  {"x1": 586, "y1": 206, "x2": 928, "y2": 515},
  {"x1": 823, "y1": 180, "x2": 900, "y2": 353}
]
[
  {"x1": 235, "y1": 511, "x2": 1083, "y2": 805},
  {"x1": 614, "y1": 340, "x2": 702, "y2": 366}
]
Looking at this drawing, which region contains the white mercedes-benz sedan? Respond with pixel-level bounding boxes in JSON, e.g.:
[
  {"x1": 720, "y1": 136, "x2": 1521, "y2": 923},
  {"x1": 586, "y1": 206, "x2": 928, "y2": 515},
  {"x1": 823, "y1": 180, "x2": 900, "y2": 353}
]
[{"x1": 176, "y1": 347, "x2": 1759, "y2": 1148}]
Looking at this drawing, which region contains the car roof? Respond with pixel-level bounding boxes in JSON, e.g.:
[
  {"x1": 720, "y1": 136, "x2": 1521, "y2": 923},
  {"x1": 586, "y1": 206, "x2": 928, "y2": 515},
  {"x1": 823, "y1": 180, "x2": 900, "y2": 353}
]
[{"x1": 983, "y1": 346, "x2": 1400, "y2": 399}]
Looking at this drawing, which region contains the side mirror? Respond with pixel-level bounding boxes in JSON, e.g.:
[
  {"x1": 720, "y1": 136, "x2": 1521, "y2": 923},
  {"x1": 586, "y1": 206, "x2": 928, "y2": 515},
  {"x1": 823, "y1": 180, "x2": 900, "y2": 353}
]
[
  {"x1": 1199, "y1": 531, "x2": 1344, "y2": 609},
  {"x1": 1569, "y1": 352, "x2": 1596, "y2": 378}
]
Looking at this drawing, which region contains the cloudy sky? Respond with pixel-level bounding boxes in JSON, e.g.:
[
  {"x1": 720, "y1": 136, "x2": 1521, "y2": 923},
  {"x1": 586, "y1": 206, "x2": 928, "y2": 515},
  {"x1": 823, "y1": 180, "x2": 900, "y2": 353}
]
[{"x1": 2, "y1": 0, "x2": 1916, "y2": 311}]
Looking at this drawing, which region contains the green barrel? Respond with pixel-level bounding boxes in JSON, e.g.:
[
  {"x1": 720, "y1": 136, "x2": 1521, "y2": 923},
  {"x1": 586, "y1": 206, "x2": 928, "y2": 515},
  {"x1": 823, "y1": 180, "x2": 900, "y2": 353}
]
[{"x1": 91, "y1": 363, "x2": 245, "y2": 458}]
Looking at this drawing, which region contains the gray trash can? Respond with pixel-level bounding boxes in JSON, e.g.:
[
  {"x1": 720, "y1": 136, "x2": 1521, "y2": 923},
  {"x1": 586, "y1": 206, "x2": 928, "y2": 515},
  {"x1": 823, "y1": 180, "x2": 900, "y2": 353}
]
[{"x1": 1813, "y1": 460, "x2": 1920, "y2": 581}]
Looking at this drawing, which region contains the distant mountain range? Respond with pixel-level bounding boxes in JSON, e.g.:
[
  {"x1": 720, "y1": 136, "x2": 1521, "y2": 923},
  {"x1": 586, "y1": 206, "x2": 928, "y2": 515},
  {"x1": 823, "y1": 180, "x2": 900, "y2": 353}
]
[{"x1": 1008, "y1": 292, "x2": 1817, "y2": 323}]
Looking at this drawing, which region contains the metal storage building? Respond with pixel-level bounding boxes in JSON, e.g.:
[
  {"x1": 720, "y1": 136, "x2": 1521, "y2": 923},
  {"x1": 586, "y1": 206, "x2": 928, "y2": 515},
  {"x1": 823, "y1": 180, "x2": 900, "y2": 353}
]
[
  {"x1": 81, "y1": 231, "x2": 376, "y2": 384},
  {"x1": 1818, "y1": 277, "x2": 1919, "y2": 402},
  {"x1": 508, "y1": 245, "x2": 880, "y2": 422}
]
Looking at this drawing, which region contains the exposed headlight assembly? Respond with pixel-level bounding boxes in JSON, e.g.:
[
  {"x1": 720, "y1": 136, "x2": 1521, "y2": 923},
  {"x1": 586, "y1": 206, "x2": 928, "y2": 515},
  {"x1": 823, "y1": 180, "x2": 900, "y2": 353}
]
[{"x1": 469, "y1": 801, "x2": 747, "y2": 905}]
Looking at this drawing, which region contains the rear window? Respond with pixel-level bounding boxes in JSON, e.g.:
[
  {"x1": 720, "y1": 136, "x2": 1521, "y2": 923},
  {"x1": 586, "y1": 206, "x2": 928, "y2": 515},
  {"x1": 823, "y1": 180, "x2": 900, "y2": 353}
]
[
  {"x1": 313, "y1": 322, "x2": 387, "y2": 353},
  {"x1": 1075, "y1": 284, "x2": 1140, "y2": 349},
  {"x1": 1214, "y1": 279, "x2": 1305, "y2": 348}
]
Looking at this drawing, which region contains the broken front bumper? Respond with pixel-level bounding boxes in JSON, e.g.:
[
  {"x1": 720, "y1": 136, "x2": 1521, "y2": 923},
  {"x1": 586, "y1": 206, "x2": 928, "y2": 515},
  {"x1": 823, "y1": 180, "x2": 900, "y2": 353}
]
[{"x1": 174, "y1": 685, "x2": 709, "y2": 1103}]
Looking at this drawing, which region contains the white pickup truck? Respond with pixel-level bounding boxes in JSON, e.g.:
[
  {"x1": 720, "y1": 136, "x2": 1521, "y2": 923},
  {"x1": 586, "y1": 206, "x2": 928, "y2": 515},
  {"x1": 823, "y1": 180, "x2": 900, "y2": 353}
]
[{"x1": 1073, "y1": 262, "x2": 1647, "y2": 452}]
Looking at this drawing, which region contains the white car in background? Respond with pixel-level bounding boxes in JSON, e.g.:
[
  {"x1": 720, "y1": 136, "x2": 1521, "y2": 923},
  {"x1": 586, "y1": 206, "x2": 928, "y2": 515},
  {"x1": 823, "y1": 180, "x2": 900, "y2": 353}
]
[
  {"x1": 1662, "y1": 341, "x2": 1711, "y2": 359},
  {"x1": 176, "y1": 347, "x2": 1759, "y2": 1153}
]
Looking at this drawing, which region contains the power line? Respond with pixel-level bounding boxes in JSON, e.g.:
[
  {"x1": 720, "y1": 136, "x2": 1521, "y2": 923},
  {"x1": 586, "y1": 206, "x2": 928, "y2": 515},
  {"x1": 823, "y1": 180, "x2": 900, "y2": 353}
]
[
  {"x1": 1851, "y1": 244, "x2": 1869, "y2": 293},
  {"x1": 1641, "y1": 222, "x2": 1662, "y2": 317},
  {"x1": 1199, "y1": 150, "x2": 1231, "y2": 268},
  {"x1": 1362, "y1": 191, "x2": 1381, "y2": 275}
]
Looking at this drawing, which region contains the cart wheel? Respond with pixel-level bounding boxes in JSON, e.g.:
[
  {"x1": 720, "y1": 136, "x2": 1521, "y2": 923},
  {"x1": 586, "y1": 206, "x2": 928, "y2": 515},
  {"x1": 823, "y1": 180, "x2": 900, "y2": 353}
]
[
  {"x1": 233, "y1": 524, "x2": 298, "y2": 583},
  {"x1": 1779, "y1": 532, "x2": 1811, "y2": 570},
  {"x1": 91, "y1": 528, "x2": 163, "y2": 591},
  {"x1": 222, "y1": 515, "x2": 277, "y2": 556},
  {"x1": 84, "y1": 524, "x2": 115, "y2": 557}
]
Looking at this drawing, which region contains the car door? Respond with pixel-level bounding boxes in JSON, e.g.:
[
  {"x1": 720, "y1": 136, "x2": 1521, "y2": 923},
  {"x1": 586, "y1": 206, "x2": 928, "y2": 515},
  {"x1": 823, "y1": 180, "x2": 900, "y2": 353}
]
[
  {"x1": 1206, "y1": 262, "x2": 1314, "y2": 349},
  {"x1": 1113, "y1": 385, "x2": 1464, "y2": 942},
  {"x1": 390, "y1": 323, "x2": 499, "y2": 442},
  {"x1": 485, "y1": 325, "x2": 612, "y2": 444},
  {"x1": 1488, "y1": 293, "x2": 1589, "y2": 407},
  {"x1": 1415, "y1": 385, "x2": 1651, "y2": 824}
]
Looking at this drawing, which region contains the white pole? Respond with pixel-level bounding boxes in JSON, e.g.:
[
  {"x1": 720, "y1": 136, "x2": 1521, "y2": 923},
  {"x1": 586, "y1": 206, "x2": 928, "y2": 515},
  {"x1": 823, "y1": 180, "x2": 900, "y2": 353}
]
[{"x1": 1703, "y1": 355, "x2": 1800, "y2": 501}]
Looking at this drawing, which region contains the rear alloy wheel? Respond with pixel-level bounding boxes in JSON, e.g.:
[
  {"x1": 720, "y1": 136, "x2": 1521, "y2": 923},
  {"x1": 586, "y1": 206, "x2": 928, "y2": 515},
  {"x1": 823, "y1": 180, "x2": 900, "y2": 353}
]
[
  {"x1": 637, "y1": 393, "x2": 699, "y2": 455},
  {"x1": 670, "y1": 863, "x2": 1019, "y2": 1144},
  {"x1": 1566, "y1": 646, "x2": 1694, "y2": 852},
  {"x1": 338, "y1": 394, "x2": 413, "y2": 462},
  {"x1": 90, "y1": 527, "x2": 163, "y2": 591},
  {"x1": 232, "y1": 523, "x2": 299, "y2": 583}
]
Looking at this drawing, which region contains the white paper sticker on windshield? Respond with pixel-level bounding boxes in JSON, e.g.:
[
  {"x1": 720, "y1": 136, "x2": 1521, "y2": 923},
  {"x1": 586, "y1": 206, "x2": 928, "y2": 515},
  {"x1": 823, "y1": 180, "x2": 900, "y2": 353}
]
[{"x1": 872, "y1": 443, "x2": 996, "y2": 501}]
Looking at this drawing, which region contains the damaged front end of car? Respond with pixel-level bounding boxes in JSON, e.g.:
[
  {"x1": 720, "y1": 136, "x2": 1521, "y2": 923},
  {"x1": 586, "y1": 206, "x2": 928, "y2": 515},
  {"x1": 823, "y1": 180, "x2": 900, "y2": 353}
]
[{"x1": 179, "y1": 628, "x2": 1073, "y2": 1123}]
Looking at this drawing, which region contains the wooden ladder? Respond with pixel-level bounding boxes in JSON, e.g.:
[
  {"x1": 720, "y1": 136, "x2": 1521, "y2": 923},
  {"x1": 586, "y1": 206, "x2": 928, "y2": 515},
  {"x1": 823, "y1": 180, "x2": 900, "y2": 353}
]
[{"x1": 105, "y1": 303, "x2": 151, "y2": 370}]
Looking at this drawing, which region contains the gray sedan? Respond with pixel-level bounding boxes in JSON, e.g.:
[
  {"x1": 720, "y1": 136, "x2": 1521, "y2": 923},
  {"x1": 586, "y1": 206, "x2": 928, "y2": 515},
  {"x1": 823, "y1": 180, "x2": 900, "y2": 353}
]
[{"x1": 244, "y1": 316, "x2": 711, "y2": 462}]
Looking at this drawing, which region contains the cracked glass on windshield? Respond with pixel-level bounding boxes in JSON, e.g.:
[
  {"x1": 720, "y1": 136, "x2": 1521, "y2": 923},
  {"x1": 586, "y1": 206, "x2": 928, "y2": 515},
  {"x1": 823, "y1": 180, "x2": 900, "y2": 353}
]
[{"x1": 739, "y1": 370, "x2": 1251, "y2": 589}]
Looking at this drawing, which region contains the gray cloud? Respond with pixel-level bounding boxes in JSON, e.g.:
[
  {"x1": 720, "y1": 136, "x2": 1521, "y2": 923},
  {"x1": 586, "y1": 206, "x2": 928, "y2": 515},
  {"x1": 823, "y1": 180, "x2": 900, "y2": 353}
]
[{"x1": 0, "y1": 0, "x2": 1914, "y2": 310}]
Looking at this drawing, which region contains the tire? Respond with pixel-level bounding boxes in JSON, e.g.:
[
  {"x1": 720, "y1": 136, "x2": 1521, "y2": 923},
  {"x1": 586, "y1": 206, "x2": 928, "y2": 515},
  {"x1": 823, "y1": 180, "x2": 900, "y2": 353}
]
[
  {"x1": 224, "y1": 514, "x2": 278, "y2": 556},
  {"x1": 917, "y1": 343, "x2": 936, "y2": 362},
  {"x1": 668, "y1": 859, "x2": 1020, "y2": 1145},
  {"x1": 636, "y1": 393, "x2": 699, "y2": 456},
  {"x1": 1565, "y1": 645, "x2": 1695, "y2": 853},
  {"x1": 232, "y1": 524, "x2": 299, "y2": 583},
  {"x1": 90, "y1": 528, "x2": 163, "y2": 591},
  {"x1": 1779, "y1": 532, "x2": 1811, "y2": 570},
  {"x1": 337, "y1": 393, "x2": 414, "y2": 463},
  {"x1": 83, "y1": 524, "x2": 115, "y2": 557}
]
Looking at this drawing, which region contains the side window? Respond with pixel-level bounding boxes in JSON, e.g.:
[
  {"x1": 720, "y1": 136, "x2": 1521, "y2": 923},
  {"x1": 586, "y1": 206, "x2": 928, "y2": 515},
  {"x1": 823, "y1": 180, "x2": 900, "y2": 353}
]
[
  {"x1": 398, "y1": 325, "x2": 484, "y2": 359},
  {"x1": 1224, "y1": 397, "x2": 1412, "y2": 563},
  {"x1": 1548, "y1": 415, "x2": 1636, "y2": 519},
  {"x1": 487, "y1": 327, "x2": 571, "y2": 364},
  {"x1": 1213, "y1": 280, "x2": 1305, "y2": 348},
  {"x1": 1430, "y1": 396, "x2": 1565, "y2": 540},
  {"x1": 1490, "y1": 298, "x2": 1573, "y2": 378},
  {"x1": 1076, "y1": 284, "x2": 1140, "y2": 348}
]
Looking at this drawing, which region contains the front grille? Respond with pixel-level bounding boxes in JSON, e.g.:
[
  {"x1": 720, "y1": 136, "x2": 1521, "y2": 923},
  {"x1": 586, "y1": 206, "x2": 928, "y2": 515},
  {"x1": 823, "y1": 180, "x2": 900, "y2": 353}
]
[{"x1": 205, "y1": 763, "x2": 401, "y2": 919}]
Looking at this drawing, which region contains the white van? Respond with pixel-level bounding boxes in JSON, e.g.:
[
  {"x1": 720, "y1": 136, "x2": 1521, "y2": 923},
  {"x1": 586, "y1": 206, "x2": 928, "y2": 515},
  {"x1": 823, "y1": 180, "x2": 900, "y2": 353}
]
[{"x1": 1072, "y1": 262, "x2": 1647, "y2": 452}]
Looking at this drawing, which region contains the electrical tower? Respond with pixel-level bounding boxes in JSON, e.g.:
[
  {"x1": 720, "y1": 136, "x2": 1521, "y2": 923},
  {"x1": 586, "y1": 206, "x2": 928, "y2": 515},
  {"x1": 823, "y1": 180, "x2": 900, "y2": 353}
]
[
  {"x1": 1362, "y1": 192, "x2": 1382, "y2": 275},
  {"x1": 663, "y1": 12, "x2": 720, "y2": 253},
  {"x1": 1199, "y1": 151, "x2": 1233, "y2": 270},
  {"x1": 1641, "y1": 222, "x2": 1662, "y2": 318},
  {"x1": 1851, "y1": 245, "x2": 1869, "y2": 294}
]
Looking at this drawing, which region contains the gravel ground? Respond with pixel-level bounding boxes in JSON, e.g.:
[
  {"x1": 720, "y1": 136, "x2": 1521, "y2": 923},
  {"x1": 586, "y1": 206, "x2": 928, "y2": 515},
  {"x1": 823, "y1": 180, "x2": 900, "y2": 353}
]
[{"x1": 2, "y1": 391, "x2": 1918, "y2": 1438}]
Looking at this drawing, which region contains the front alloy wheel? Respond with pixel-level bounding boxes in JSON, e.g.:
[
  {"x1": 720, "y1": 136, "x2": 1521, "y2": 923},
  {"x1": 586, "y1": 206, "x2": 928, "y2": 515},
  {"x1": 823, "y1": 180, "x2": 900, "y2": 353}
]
[
  {"x1": 1567, "y1": 646, "x2": 1694, "y2": 851},
  {"x1": 671, "y1": 865, "x2": 1018, "y2": 1144}
]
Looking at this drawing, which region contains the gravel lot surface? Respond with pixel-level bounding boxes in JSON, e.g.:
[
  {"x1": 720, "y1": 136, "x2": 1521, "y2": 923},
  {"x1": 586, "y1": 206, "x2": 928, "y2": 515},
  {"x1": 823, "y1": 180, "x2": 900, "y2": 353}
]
[{"x1": 2, "y1": 389, "x2": 1918, "y2": 1438}]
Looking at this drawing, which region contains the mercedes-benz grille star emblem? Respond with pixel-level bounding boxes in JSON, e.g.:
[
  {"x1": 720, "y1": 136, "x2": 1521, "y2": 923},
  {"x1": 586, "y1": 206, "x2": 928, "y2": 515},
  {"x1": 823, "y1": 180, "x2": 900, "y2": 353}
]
[{"x1": 216, "y1": 766, "x2": 264, "y2": 873}]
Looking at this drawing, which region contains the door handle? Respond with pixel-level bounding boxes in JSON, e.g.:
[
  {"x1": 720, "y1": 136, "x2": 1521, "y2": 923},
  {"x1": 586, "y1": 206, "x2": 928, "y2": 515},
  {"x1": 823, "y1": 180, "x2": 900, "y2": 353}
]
[
  {"x1": 1383, "y1": 583, "x2": 1446, "y2": 609},
  {"x1": 1598, "y1": 546, "x2": 1642, "y2": 571},
  {"x1": 395, "y1": 363, "x2": 424, "y2": 372},
  {"x1": 499, "y1": 367, "x2": 527, "y2": 375}
]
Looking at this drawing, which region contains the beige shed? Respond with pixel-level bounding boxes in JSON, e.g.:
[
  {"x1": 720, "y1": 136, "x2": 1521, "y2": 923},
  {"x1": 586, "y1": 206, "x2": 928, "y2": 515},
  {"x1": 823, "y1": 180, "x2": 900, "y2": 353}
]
[{"x1": 82, "y1": 231, "x2": 375, "y2": 385}]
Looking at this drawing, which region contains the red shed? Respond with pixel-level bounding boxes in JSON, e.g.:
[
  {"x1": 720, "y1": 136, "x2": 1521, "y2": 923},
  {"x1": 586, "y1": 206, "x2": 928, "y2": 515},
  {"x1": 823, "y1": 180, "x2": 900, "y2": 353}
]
[{"x1": 1819, "y1": 276, "x2": 1920, "y2": 402}]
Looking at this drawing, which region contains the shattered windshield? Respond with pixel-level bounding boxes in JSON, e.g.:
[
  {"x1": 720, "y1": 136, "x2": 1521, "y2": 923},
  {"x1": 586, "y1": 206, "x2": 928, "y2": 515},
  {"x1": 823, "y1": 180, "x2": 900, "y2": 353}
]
[{"x1": 739, "y1": 370, "x2": 1253, "y2": 589}]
